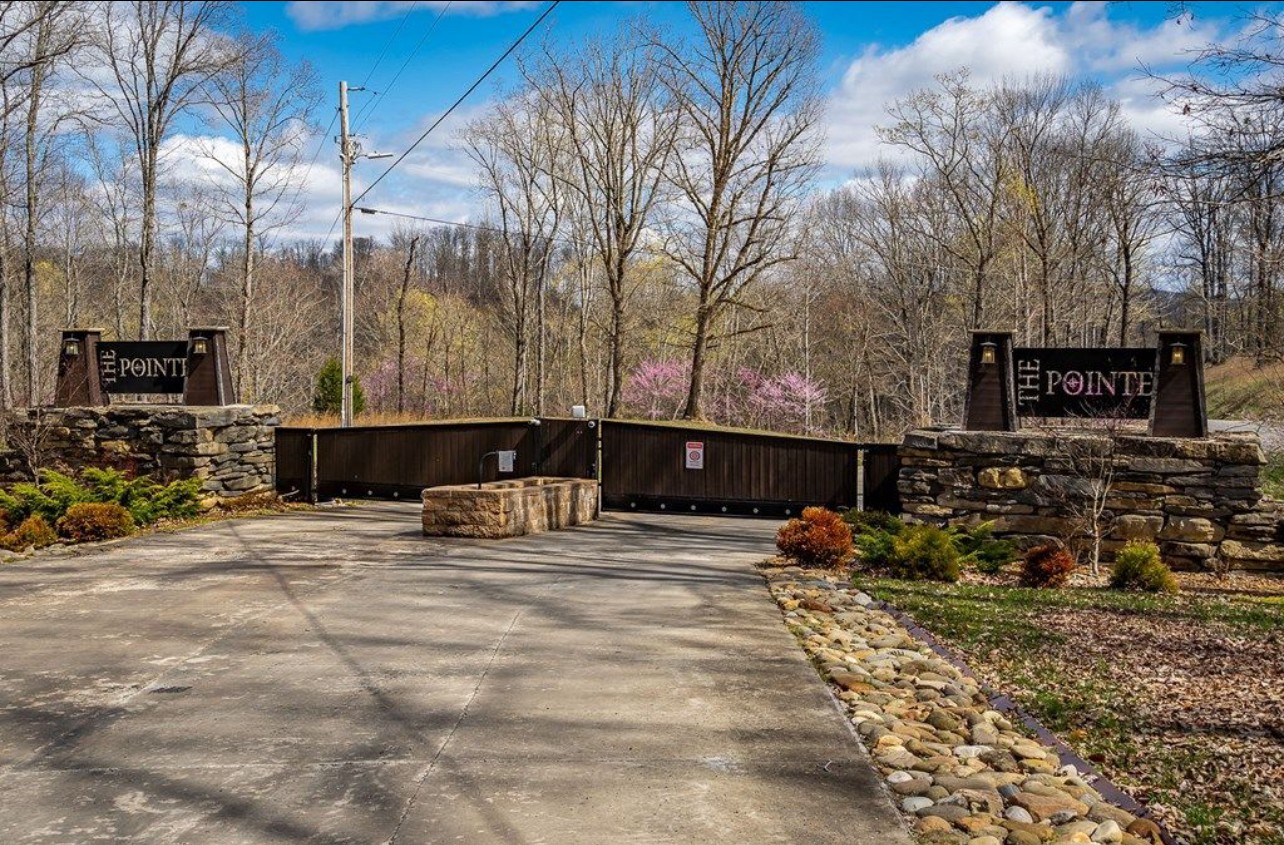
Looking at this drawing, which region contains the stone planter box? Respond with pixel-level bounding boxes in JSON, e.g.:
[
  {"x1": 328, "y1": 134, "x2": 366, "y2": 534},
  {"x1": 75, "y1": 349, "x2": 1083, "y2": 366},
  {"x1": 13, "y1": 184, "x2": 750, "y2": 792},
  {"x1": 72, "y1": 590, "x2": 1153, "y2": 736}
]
[{"x1": 421, "y1": 477, "x2": 598, "y2": 538}]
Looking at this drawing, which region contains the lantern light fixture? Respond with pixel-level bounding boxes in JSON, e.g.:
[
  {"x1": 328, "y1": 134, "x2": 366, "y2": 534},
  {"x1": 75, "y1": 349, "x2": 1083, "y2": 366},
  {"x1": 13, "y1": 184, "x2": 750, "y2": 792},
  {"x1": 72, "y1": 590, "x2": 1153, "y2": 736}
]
[
  {"x1": 980, "y1": 340, "x2": 998, "y2": 366},
  {"x1": 191, "y1": 337, "x2": 209, "y2": 356},
  {"x1": 1170, "y1": 342, "x2": 1187, "y2": 367},
  {"x1": 63, "y1": 338, "x2": 81, "y2": 357}
]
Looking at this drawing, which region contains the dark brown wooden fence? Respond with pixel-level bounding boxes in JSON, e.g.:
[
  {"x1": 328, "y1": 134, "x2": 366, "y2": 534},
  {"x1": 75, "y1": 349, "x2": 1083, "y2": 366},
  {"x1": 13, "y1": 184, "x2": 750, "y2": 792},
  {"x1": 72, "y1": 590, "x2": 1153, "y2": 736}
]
[
  {"x1": 275, "y1": 418, "x2": 597, "y2": 501},
  {"x1": 598, "y1": 420, "x2": 865, "y2": 517},
  {"x1": 861, "y1": 444, "x2": 901, "y2": 514},
  {"x1": 274, "y1": 417, "x2": 899, "y2": 514},
  {"x1": 275, "y1": 427, "x2": 314, "y2": 502}
]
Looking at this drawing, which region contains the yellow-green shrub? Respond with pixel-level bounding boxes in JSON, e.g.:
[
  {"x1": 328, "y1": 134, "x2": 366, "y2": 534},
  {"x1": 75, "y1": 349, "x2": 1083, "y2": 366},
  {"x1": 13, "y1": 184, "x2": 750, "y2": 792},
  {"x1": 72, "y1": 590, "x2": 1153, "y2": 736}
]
[
  {"x1": 1110, "y1": 541, "x2": 1178, "y2": 593},
  {"x1": 888, "y1": 524, "x2": 961, "y2": 582}
]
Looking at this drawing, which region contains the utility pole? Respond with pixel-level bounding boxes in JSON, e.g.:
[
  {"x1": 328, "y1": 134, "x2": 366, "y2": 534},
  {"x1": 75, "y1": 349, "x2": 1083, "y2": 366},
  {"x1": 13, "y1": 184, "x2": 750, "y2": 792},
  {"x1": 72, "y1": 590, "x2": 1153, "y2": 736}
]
[
  {"x1": 336, "y1": 81, "x2": 391, "y2": 427},
  {"x1": 339, "y1": 80, "x2": 355, "y2": 428}
]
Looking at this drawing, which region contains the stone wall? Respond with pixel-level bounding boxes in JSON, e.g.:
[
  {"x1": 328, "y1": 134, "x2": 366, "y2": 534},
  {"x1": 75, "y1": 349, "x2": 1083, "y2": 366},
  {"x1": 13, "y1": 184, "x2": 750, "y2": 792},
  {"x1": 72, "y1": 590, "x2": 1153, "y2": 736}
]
[
  {"x1": 1, "y1": 405, "x2": 279, "y2": 500},
  {"x1": 422, "y1": 477, "x2": 599, "y2": 538},
  {"x1": 898, "y1": 428, "x2": 1284, "y2": 572}
]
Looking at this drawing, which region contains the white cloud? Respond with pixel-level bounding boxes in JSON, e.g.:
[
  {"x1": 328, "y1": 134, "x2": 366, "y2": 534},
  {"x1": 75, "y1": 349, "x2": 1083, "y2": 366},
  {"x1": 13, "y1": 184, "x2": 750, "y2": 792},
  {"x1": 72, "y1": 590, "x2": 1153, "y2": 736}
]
[
  {"x1": 285, "y1": 1, "x2": 540, "y2": 32},
  {"x1": 827, "y1": 3, "x2": 1069, "y2": 172},
  {"x1": 151, "y1": 84, "x2": 500, "y2": 244},
  {"x1": 824, "y1": 1, "x2": 1223, "y2": 175}
]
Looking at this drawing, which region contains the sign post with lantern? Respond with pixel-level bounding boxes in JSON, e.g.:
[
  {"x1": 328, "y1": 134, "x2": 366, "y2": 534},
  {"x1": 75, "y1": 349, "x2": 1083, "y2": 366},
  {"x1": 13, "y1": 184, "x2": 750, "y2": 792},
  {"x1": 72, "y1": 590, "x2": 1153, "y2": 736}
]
[{"x1": 961, "y1": 330, "x2": 1207, "y2": 437}]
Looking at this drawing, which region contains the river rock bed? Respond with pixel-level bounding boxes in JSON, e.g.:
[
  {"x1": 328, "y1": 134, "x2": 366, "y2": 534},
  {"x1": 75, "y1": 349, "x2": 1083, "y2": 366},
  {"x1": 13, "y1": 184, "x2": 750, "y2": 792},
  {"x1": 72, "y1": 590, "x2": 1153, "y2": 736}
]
[{"x1": 763, "y1": 565, "x2": 1168, "y2": 845}]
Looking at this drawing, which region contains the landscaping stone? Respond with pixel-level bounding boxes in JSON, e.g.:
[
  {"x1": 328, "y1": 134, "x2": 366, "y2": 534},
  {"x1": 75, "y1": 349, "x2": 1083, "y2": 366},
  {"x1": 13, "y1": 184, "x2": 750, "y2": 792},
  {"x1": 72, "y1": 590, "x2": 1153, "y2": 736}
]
[
  {"x1": 1005, "y1": 806, "x2": 1035, "y2": 824},
  {"x1": 917, "y1": 816, "x2": 957, "y2": 834},
  {"x1": 764, "y1": 564, "x2": 1172, "y2": 845},
  {"x1": 1012, "y1": 792, "x2": 1088, "y2": 822},
  {"x1": 903, "y1": 796, "x2": 935, "y2": 813},
  {"x1": 1006, "y1": 832, "x2": 1042, "y2": 845},
  {"x1": 1124, "y1": 818, "x2": 1163, "y2": 844}
]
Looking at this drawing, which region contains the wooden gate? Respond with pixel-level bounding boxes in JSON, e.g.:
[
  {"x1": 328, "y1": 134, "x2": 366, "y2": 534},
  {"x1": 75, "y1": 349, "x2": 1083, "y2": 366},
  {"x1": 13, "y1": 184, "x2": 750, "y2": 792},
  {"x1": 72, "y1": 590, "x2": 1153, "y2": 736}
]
[
  {"x1": 275, "y1": 417, "x2": 898, "y2": 514},
  {"x1": 274, "y1": 418, "x2": 597, "y2": 502},
  {"x1": 274, "y1": 427, "x2": 315, "y2": 502},
  {"x1": 598, "y1": 420, "x2": 867, "y2": 517}
]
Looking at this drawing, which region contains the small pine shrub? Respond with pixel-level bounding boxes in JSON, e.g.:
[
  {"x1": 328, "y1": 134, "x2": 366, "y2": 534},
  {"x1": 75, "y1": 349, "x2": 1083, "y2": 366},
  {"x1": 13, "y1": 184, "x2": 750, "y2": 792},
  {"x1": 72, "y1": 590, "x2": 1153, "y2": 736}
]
[
  {"x1": 841, "y1": 509, "x2": 904, "y2": 537},
  {"x1": 951, "y1": 522, "x2": 1018, "y2": 574},
  {"x1": 843, "y1": 511, "x2": 904, "y2": 569},
  {"x1": 776, "y1": 507, "x2": 854, "y2": 568},
  {"x1": 1, "y1": 514, "x2": 58, "y2": 551},
  {"x1": 39, "y1": 470, "x2": 93, "y2": 516},
  {"x1": 1021, "y1": 544, "x2": 1077, "y2": 588},
  {"x1": 888, "y1": 524, "x2": 961, "y2": 582},
  {"x1": 1110, "y1": 541, "x2": 1178, "y2": 593},
  {"x1": 122, "y1": 477, "x2": 203, "y2": 525},
  {"x1": 854, "y1": 527, "x2": 898, "y2": 569},
  {"x1": 57, "y1": 502, "x2": 136, "y2": 543},
  {"x1": 0, "y1": 480, "x2": 61, "y2": 523}
]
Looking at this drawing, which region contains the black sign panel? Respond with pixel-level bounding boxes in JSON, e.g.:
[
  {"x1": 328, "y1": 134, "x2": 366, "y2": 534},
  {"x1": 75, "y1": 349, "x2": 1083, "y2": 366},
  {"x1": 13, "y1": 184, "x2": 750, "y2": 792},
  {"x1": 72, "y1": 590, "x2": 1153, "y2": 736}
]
[
  {"x1": 97, "y1": 342, "x2": 189, "y2": 394},
  {"x1": 1014, "y1": 347, "x2": 1157, "y2": 419}
]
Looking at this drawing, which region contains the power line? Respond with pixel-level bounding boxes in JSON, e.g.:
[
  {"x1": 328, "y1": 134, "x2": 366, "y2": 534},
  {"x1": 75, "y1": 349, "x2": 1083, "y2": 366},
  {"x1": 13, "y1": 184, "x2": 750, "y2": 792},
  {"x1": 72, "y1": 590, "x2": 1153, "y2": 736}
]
[
  {"x1": 352, "y1": 1, "x2": 452, "y2": 135},
  {"x1": 356, "y1": 205, "x2": 665, "y2": 257},
  {"x1": 293, "y1": 4, "x2": 424, "y2": 252},
  {"x1": 352, "y1": 0, "x2": 560, "y2": 207},
  {"x1": 319, "y1": 205, "x2": 343, "y2": 250},
  {"x1": 357, "y1": 205, "x2": 590, "y2": 249},
  {"x1": 357, "y1": 205, "x2": 507, "y2": 233},
  {"x1": 349, "y1": 0, "x2": 420, "y2": 129}
]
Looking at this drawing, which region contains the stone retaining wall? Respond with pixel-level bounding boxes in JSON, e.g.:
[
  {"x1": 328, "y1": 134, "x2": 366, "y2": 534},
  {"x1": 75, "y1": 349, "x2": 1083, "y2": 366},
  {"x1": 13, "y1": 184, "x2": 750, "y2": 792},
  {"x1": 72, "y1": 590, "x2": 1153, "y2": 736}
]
[
  {"x1": 1, "y1": 405, "x2": 279, "y2": 500},
  {"x1": 422, "y1": 477, "x2": 598, "y2": 538},
  {"x1": 898, "y1": 428, "x2": 1284, "y2": 572}
]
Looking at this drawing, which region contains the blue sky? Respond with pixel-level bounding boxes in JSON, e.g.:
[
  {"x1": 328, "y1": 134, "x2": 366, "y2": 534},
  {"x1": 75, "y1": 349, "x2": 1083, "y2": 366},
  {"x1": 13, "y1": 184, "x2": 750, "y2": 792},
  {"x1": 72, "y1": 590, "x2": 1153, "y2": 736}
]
[{"x1": 207, "y1": 1, "x2": 1275, "y2": 241}]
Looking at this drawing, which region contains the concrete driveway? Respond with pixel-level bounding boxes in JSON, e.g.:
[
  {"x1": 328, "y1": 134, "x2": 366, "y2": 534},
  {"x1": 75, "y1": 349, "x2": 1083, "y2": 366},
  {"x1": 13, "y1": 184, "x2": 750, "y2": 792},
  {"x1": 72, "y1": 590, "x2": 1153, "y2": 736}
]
[{"x1": 0, "y1": 504, "x2": 909, "y2": 845}]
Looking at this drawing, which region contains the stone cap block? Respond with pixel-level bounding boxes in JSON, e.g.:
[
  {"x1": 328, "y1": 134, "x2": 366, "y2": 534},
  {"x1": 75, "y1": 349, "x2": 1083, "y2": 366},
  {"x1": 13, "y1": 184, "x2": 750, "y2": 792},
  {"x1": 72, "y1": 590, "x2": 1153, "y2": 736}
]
[{"x1": 911, "y1": 428, "x2": 1262, "y2": 464}]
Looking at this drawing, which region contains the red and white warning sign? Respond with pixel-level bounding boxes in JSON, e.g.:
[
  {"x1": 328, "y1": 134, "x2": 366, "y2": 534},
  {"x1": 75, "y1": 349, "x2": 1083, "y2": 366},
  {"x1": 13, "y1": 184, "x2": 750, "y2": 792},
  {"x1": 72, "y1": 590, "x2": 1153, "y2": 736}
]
[{"x1": 685, "y1": 441, "x2": 704, "y2": 470}]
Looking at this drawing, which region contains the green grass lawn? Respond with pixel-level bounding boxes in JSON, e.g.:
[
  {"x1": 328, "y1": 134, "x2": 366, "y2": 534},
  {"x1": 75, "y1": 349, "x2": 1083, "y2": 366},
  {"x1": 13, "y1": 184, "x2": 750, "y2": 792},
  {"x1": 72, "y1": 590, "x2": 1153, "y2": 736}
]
[{"x1": 859, "y1": 577, "x2": 1284, "y2": 845}]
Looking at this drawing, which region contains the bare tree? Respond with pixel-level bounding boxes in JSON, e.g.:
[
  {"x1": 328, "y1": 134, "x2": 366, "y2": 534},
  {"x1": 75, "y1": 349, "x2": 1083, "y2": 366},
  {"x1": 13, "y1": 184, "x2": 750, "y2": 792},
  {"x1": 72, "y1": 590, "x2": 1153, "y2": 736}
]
[
  {"x1": 1097, "y1": 129, "x2": 1161, "y2": 346},
  {"x1": 394, "y1": 233, "x2": 421, "y2": 414},
  {"x1": 199, "y1": 29, "x2": 318, "y2": 399},
  {"x1": 0, "y1": 83, "x2": 15, "y2": 410},
  {"x1": 654, "y1": 1, "x2": 822, "y2": 421},
  {"x1": 47, "y1": 160, "x2": 93, "y2": 328},
  {"x1": 17, "y1": 1, "x2": 80, "y2": 403},
  {"x1": 463, "y1": 95, "x2": 562, "y2": 416},
  {"x1": 83, "y1": 131, "x2": 139, "y2": 339},
  {"x1": 882, "y1": 71, "x2": 1009, "y2": 331},
  {"x1": 82, "y1": 0, "x2": 235, "y2": 340},
  {"x1": 154, "y1": 182, "x2": 223, "y2": 335},
  {"x1": 0, "y1": 0, "x2": 56, "y2": 409},
  {"x1": 527, "y1": 30, "x2": 677, "y2": 417},
  {"x1": 1049, "y1": 424, "x2": 1127, "y2": 577}
]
